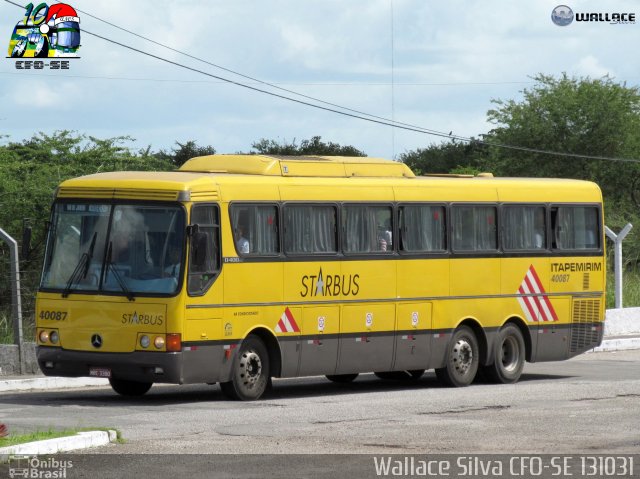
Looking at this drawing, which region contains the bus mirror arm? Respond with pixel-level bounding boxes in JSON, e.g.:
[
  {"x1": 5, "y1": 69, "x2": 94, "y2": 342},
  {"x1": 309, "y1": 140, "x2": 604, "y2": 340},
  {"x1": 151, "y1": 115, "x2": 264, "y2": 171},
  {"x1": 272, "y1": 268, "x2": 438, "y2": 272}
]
[{"x1": 186, "y1": 224, "x2": 200, "y2": 237}]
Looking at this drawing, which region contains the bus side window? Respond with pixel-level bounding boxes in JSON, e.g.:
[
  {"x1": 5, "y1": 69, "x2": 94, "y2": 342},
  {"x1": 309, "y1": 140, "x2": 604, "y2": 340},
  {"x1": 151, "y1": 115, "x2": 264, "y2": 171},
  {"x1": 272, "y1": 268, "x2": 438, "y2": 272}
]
[
  {"x1": 188, "y1": 204, "x2": 220, "y2": 295},
  {"x1": 503, "y1": 205, "x2": 546, "y2": 251},
  {"x1": 343, "y1": 204, "x2": 393, "y2": 254},
  {"x1": 399, "y1": 204, "x2": 446, "y2": 253},
  {"x1": 553, "y1": 206, "x2": 600, "y2": 251},
  {"x1": 230, "y1": 204, "x2": 279, "y2": 256},
  {"x1": 452, "y1": 205, "x2": 497, "y2": 252}
]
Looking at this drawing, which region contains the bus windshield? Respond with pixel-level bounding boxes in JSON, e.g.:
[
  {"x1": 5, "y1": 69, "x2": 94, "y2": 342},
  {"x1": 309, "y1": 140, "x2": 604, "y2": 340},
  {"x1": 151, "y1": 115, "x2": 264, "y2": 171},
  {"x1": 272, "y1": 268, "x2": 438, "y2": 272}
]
[{"x1": 41, "y1": 203, "x2": 186, "y2": 296}]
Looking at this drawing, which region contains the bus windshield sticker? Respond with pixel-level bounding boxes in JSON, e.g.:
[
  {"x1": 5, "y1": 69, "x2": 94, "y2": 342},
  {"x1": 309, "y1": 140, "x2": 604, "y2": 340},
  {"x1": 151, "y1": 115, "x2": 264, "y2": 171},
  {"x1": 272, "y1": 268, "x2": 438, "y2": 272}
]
[{"x1": 516, "y1": 265, "x2": 559, "y2": 322}]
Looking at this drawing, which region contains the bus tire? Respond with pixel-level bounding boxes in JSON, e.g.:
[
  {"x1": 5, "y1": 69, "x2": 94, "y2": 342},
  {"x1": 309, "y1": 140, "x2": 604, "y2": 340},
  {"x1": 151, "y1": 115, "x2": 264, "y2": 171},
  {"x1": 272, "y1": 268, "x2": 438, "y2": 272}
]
[
  {"x1": 435, "y1": 326, "x2": 479, "y2": 387},
  {"x1": 374, "y1": 370, "x2": 424, "y2": 380},
  {"x1": 220, "y1": 334, "x2": 270, "y2": 401},
  {"x1": 109, "y1": 378, "x2": 152, "y2": 396},
  {"x1": 326, "y1": 374, "x2": 358, "y2": 383},
  {"x1": 483, "y1": 324, "x2": 525, "y2": 384}
]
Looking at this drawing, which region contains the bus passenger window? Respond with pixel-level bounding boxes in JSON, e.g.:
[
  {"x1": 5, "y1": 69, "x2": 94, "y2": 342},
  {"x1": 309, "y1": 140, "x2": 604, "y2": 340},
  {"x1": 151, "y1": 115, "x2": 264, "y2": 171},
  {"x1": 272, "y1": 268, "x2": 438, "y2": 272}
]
[
  {"x1": 343, "y1": 205, "x2": 393, "y2": 254},
  {"x1": 503, "y1": 205, "x2": 546, "y2": 251},
  {"x1": 188, "y1": 204, "x2": 220, "y2": 295},
  {"x1": 452, "y1": 205, "x2": 497, "y2": 252},
  {"x1": 230, "y1": 204, "x2": 279, "y2": 255},
  {"x1": 553, "y1": 206, "x2": 600, "y2": 250},
  {"x1": 399, "y1": 205, "x2": 445, "y2": 252},
  {"x1": 284, "y1": 204, "x2": 336, "y2": 254}
]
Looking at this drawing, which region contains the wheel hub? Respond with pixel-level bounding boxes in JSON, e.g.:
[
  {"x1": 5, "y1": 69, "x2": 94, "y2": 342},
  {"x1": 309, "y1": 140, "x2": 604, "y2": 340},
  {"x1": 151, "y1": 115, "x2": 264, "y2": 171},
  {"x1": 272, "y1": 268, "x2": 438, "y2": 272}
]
[
  {"x1": 501, "y1": 336, "x2": 519, "y2": 372},
  {"x1": 451, "y1": 339, "x2": 473, "y2": 375},
  {"x1": 239, "y1": 350, "x2": 262, "y2": 387}
]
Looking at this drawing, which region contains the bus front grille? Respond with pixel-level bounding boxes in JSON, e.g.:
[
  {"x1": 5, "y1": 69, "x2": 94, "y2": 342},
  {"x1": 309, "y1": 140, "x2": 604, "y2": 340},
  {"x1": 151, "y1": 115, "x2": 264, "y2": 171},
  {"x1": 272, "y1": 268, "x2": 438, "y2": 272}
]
[{"x1": 570, "y1": 299, "x2": 601, "y2": 353}]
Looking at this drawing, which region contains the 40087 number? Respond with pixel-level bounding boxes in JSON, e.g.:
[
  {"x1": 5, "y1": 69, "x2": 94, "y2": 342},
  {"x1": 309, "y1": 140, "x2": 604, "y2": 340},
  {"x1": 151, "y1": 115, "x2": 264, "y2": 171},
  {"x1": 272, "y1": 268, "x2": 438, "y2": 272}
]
[{"x1": 39, "y1": 310, "x2": 67, "y2": 321}]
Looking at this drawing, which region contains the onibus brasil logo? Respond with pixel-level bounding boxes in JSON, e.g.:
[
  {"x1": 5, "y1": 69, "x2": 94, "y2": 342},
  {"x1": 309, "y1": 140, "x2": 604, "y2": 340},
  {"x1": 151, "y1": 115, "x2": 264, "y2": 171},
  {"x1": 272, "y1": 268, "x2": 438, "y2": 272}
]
[{"x1": 8, "y1": 2, "x2": 80, "y2": 58}]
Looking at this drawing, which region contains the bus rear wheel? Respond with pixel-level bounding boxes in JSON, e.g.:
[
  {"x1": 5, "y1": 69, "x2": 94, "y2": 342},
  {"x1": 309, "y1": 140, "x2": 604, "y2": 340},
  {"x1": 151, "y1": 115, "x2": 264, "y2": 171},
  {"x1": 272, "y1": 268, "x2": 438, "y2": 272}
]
[
  {"x1": 326, "y1": 374, "x2": 358, "y2": 383},
  {"x1": 220, "y1": 334, "x2": 270, "y2": 401},
  {"x1": 482, "y1": 323, "x2": 525, "y2": 384},
  {"x1": 109, "y1": 378, "x2": 152, "y2": 396},
  {"x1": 435, "y1": 326, "x2": 479, "y2": 387}
]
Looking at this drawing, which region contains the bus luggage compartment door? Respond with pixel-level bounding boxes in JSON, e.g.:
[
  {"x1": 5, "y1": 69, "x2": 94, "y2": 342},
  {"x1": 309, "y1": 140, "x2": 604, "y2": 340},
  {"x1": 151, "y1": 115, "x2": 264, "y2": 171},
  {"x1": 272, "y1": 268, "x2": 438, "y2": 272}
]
[
  {"x1": 392, "y1": 303, "x2": 432, "y2": 371},
  {"x1": 336, "y1": 304, "x2": 395, "y2": 374},
  {"x1": 297, "y1": 306, "x2": 339, "y2": 377}
]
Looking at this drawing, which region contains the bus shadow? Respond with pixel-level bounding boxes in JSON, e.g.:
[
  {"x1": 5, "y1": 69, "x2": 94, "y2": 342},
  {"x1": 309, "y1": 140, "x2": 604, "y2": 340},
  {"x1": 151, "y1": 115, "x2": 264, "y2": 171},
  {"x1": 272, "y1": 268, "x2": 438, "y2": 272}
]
[{"x1": 0, "y1": 371, "x2": 576, "y2": 406}]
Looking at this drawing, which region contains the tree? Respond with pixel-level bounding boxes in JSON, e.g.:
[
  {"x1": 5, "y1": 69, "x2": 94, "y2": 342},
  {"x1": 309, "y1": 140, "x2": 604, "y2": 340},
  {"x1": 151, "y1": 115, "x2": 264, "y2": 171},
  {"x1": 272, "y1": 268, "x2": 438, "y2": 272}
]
[
  {"x1": 251, "y1": 136, "x2": 366, "y2": 157},
  {"x1": 155, "y1": 140, "x2": 216, "y2": 167},
  {"x1": 485, "y1": 74, "x2": 640, "y2": 209},
  {"x1": 398, "y1": 139, "x2": 488, "y2": 175}
]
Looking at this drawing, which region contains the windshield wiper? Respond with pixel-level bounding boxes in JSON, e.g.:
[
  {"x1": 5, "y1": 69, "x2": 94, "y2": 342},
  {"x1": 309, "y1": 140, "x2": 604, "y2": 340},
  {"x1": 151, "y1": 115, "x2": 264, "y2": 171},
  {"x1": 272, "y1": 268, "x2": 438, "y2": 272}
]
[
  {"x1": 61, "y1": 232, "x2": 97, "y2": 298},
  {"x1": 105, "y1": 241, "x2": 135, "y2": 301}
]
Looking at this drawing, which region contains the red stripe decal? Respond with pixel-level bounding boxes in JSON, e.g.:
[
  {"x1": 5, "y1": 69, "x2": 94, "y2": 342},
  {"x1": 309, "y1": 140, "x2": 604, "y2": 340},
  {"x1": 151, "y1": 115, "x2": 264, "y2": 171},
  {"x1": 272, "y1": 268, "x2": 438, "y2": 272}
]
[
  {"x1": 519, "y1": 285, "x2": 539, "y2": 321},
  {"x1": 284, "y1": 307, "x2": 300, "y2": 332},
  {"x1": 524, "y1": 275, "x2": 546, "y2": 321}
]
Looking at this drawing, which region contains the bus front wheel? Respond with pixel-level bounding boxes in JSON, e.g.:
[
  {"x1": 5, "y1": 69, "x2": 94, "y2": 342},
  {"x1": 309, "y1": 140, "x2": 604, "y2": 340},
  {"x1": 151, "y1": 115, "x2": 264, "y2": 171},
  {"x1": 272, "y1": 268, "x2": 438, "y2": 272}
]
[
  {"x1": 435, "y1": 326, "x2": 479, "y2": 387},
  {"x1": 220, "y1": 334, "x2": 270, "y2": 401},
  {"x1": 482, "y1": 324, "x2": 525, "y2": 384},
  {"x1": 109, "y1": 378, "x2": 152, "y2": 396}
]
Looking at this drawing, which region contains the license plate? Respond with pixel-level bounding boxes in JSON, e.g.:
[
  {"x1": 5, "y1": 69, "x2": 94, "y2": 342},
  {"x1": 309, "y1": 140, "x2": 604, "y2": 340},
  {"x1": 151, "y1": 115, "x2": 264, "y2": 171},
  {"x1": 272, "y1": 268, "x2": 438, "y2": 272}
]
[{"x1": 89, "y1": 367, "x2": 111, "y2": 378}]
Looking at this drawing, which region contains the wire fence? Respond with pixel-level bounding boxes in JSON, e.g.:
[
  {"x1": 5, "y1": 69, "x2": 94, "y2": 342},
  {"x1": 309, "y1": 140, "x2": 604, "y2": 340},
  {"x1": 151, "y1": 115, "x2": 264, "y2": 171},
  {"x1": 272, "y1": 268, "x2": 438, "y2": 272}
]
[{"x1": 0, "y1": 240, "x2": 42, "y2": 343}]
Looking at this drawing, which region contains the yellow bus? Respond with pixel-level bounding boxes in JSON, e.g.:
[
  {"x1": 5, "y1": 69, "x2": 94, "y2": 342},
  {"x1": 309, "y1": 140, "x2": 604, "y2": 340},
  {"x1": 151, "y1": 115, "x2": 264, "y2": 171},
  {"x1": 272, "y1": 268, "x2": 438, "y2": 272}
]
[{"x1": 35, "y1": 155, "x2": 605, "y2": 400}]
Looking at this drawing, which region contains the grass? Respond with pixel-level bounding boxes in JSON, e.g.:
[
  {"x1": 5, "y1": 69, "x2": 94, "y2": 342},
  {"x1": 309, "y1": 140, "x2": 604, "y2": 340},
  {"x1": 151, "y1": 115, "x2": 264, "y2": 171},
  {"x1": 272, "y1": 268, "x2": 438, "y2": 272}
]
[
  {"x1": 0, "y1": 428, "x2": 82, "y2": 448},
  {"x1": 606, "y1": 270, "x2": 640, "y2": 309},
  {"x1": 0, "y1": 427, "x2": 123, "y2": 447}
]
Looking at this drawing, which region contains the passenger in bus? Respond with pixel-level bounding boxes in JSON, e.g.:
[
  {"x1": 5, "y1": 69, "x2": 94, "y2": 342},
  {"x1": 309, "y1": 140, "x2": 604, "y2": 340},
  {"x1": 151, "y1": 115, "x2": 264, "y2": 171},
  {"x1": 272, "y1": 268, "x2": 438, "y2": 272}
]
[
  {"x1": 235, "y1": 226, "x2": 250, "y2": 254},
  {"x1": 378, "y1": 219, "x2": 392, "y2": 251},
  {"x1": 164, "y1": 246, "x2": 182, "y2": 278},
  {"x1": 111, "y1": 229, "x2": 154, "y2": 276}
]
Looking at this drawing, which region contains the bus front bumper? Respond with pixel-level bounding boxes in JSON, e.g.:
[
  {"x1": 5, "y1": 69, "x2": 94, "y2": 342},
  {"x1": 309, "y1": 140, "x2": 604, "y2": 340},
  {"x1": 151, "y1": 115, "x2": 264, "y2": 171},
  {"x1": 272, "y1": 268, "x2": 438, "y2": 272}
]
[{"x1": 37, "y1": 347, "x2": 185, "y2": 384}]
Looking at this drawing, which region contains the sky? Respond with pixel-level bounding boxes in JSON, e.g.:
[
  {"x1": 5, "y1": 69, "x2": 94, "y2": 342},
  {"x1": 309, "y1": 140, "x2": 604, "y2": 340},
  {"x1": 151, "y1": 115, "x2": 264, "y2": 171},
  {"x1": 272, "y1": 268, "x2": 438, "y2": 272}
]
[{"x1": 1, "y1": 0, "x2": 639, "y2": 159}]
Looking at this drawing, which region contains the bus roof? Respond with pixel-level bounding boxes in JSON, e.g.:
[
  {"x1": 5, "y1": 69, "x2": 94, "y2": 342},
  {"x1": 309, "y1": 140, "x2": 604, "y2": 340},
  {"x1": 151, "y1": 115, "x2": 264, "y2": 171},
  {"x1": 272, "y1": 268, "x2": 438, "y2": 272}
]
[
  {"x1": 55, "y1": 156, "x2": 603, "y2": 204},
  {"x1": 179, "y1": 154, "x2": 415, "y2": 178}
]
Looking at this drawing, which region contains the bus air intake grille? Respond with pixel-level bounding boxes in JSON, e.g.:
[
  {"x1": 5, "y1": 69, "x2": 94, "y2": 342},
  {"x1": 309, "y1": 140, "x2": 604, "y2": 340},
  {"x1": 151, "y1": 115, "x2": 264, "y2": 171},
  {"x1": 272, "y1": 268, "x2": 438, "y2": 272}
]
[
  {"x1": 58, "y1": 187, "x2": 179, "y2": 200},
  {"x1": 570, "y1": 299, "x2": 600, "y2": 353},
  {"x1": 113, "y1": 189, "x2": 179, "y2": 200}
]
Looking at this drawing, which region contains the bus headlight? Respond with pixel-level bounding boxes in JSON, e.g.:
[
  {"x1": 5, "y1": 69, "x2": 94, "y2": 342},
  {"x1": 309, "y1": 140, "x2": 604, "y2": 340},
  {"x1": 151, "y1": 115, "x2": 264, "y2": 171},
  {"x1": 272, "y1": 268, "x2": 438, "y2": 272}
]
[
  {"x1": 140, "y1": 335, "x2": 150, "y2": 349},
  {"x1": 49, "y1": 331, "x2": 59, "y2": 344},
  {"x1": 154, "y1": 336, "x2": 165, "y2": 349},
  {"x1": 39, "y1": 330, "x2": 50, "y2": 343}
]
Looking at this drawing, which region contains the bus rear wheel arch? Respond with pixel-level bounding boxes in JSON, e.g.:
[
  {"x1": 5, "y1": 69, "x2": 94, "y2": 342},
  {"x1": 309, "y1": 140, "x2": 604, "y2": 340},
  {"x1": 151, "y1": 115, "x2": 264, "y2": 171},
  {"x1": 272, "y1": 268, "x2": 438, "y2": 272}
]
[
  {"x1": 435, "y1": 325, "x2": 479, "y2": 387},
  {"x1": 220, "y1": 334, "x2": 270, "y2": 401},
  {"x1": 482, "y1": 323, "x2": 525, "y2": 384}
]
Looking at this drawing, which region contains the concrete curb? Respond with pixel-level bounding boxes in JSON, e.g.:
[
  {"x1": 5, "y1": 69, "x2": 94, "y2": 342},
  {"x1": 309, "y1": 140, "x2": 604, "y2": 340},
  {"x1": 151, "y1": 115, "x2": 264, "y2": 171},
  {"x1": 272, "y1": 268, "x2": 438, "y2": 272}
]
[
  {"x1": 0, "y1": 430, "x2": 117, "y2": 460},
  {"x1": 0, "y1": 376, "x2": 108, "y2": 392},
  {"x1": 591, "y1": 336, "x2": 640, "y2": 352}
]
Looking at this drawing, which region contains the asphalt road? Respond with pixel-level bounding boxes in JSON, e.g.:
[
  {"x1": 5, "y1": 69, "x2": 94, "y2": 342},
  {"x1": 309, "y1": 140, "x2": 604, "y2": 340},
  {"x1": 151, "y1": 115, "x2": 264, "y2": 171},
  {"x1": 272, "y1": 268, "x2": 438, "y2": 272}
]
[{"x1": 1, "y1": 350, "x2": 639, "y2": 478}]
